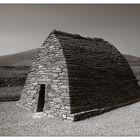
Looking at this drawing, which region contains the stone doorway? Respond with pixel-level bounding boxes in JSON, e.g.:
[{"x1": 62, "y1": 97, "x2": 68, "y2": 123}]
[{"x1": 37, "y1": 84, "x2": 45, "y2": 112}]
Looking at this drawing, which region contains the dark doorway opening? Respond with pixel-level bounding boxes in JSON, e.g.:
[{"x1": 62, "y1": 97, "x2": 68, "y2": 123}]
[{"x1": 37, "y1": 84, "x2": 45, "y2": 112}]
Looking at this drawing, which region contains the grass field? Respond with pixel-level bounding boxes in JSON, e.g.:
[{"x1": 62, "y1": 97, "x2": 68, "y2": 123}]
[
  {"x1": 0, "y1": 66, "x2": 29, "y2": 78},
  {"x1": 0, "y1": 66, "x2": 28, "y2": 87},
  {"x1": 0, "y1": 86, "x2": 23, "y2": 101}
]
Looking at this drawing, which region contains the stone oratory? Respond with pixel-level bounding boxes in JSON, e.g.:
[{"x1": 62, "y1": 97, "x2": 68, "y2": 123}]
[{"x1": 18, "y1": 30, "x2": 140, "y2": 121}]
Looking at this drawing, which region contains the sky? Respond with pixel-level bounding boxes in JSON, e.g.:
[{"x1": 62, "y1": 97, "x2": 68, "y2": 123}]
[{"x1": 0, "y1": 4, "x2": 140, "y2": 56}]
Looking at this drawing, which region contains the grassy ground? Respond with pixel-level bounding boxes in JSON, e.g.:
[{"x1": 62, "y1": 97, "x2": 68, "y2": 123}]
[
  {"x1": 0, "y1": 66, "x2": 28, "y2": 87},
  {"x1": 0, "y1": 101, "x2": 140, "y2": 136},
  {"x1": 0, "y1": 66, "x2": 29, "y2": 78},
  {"x1": 0, "y1": 86, "x2": 23, "y2": 101}
]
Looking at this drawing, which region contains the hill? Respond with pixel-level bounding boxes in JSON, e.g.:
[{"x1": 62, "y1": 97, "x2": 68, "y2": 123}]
[
  {"x1": 0, "y1": 49, "x2": 38, "y2": 66},
  {"x1": 123, "y1": 54, "x2": 140, "y2": 66}
]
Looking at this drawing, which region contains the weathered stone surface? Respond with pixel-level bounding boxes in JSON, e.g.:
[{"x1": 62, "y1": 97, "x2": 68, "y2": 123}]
[
  {"x1": 53, "y1": 98, "x2": 62, "y2": 103},
  {"x1": 52, "y1": 73, "x2": 59, "y2": 78},
  {"x1": 18, "y1": 30, "x2": 140, "y2": 121},
  {"x1": 62, "y1": 114, "x2": 67, "y2": 119},
  {"x1": 29, "y1": 90, "x2": 37, "y2": 94}
]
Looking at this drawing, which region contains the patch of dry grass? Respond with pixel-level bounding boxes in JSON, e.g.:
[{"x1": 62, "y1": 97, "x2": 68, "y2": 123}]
[{"x1": 0, "y1": 86, "x2": 23, "y2": 101}]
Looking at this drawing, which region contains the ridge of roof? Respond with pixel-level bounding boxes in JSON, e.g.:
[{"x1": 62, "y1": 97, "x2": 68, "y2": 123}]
[{"x1": 50, "y1": 29, "x2": 105, "y2": 42}]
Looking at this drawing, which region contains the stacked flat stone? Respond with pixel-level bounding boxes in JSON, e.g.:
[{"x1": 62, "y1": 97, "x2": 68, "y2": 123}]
[{"x1": 18, "y1": 30, "x2": 140, "y2": 121}]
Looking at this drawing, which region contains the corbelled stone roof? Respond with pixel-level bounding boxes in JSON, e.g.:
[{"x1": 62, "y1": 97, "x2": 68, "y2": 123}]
[
  {"x1": 19, "y1": 30, "x2": 140, "y2": 121},
  {"x1": 49, "y1": 30, "x2": 127, "y2": 68},
  {"x1": 51, "y1": 29, "x2": 105, "y2": 42}
]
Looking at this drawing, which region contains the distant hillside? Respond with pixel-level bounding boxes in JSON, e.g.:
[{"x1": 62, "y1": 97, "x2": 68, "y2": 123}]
[
  {"x1": 0, "y1": 49, "x2": 38, "y2": 66},
  {"x1": 0, "y1": 48, "x2": 139, "y2": 67},
  {"x1": 123, "y1": 54, "x2": 140, "y2": 66}
]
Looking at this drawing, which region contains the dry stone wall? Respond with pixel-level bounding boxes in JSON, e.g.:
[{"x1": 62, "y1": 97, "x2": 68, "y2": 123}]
[{"x1": 18, "y1": 30, "x2": 140, "y2": 121}]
